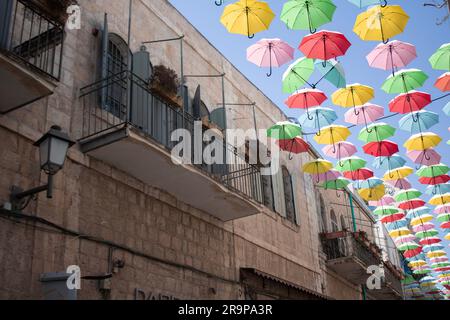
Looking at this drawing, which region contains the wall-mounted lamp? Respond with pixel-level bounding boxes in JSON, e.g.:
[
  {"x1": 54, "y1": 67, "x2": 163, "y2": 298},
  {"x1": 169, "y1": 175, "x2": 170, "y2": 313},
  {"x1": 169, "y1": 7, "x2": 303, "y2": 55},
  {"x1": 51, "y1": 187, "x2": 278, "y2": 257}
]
[{"x1": 10, "y1": 126, "x2": 75, "y2": 210}]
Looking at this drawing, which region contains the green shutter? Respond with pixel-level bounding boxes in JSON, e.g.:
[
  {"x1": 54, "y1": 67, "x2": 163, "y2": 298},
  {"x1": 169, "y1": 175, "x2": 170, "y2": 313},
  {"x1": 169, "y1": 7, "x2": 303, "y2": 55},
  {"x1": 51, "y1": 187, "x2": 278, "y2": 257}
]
[{"x1": 272, "y1": 164, "x2": 286, "y2": 217}]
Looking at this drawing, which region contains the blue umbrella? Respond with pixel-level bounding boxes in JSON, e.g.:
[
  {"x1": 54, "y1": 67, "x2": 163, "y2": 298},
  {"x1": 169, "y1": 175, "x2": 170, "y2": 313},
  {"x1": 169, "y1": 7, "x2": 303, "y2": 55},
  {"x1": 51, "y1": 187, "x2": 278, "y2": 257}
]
[
  {"x1": 373, "y1": 154, "x2": 406, "y2": 170},
  {"x1": 314, "y1": 59, "x2": 346, "y2": 89},
  {"x1": 424, "y1": 244, "x2": 445, "y2": 252},
  {"x1": 426, "y1": 183, "x2": 450, "y2": 195},
  {"x1": 399, "y1": 111, "x2": 439, "y2": 134},
  {"x1": 406, "y1": 206, "x2": 431, "y2": 219},
  {"x1": 347, "y1": 0, "x2": 386, "y2": 8},
  {"x1": 298, "y1": 107, "x2": 337, "y2": 131},
  {"x1": 385, "y1": 219, "x2": 408, "y2": 231},
  {"x1": 354, "y1": 177, "x2": 384, "y2": 189},
  {"x1": 444, "y1": 101, "x2": 450, "y2": 116}
]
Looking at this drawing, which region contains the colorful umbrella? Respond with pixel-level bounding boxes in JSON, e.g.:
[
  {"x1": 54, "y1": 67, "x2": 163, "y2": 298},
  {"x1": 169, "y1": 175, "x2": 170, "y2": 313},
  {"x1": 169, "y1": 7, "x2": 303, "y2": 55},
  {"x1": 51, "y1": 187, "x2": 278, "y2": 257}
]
[
  {"x1": 322, "y1": 178, "x2": 351, "y2": 190},
  {"x1": 314, "y1": 59, "x2": 346, "y2": 89},
  {"x1": 282, "y1": 57, "x2": 315, "y2": 93},
  {"x1": 366, "y1": 40, "x2": 417, "y2": 75},
  {"x1": 303, "y1": 159, "x2": 333, "y2": 175},
  {"x1": 335, "y1": 156, "x2": 366, "y2": 172},
  {"x1": 322, "y1": 141, "x2": 357, "y2": 159},
  {"x1": 358, "y1": 123, "x2": 395, "y2": 142},
  {"x1": 267, "y1": 121, "x2": 302, "y2": 139},
  {"x1": 398, "y1": 199, "x2": 426, "y2": 210},
  {"x1": 420, "y1": 237, "x2": 441, "y2": 246},
  {"x1": 276, "y1": 137, "x2": 310, "y2": 158},
  {"x1": 359, "y1": 184, "x2": 385, "y2": 201},
  {"x1": 388, "y1": 91, "x2": 432, "y2": 114},
  {"x1": 332, "y1": 84, "x2": 374, "y2": 114},
  {"x1": 220, "y1": 0, "x2": 275, "y2": 38},
  {"x1": 353, "y1": 5, "x2": 409, "y2": 43},
  {"x1": 406, "y1": 149, "x2": 441, "y2": 167},
  {"x1": 280, "y1": 0, "x2": 336, "y2": 33},
  {"x1": 355, "y1": 177, "x2": 384, "y2": 189},
  {"x1": 413, "y1": 222, "x2": 436, "y2": 233},
  {"x1": 406, "y1": 206, "x2": 431, "y2": 219},
  {"x1": 298, "y1": 107, "x2": 337, "y2": 131},
  {"x1": 398, "y1": 242, "x2": 420, "y2": 252},
  {"x1": 285, "y1": 88, "x2": 327, "y2": 111},
  {"x1": 247, "y1": 38, "x2": 294, "y2": 76},
  {"x1": 429, "y1": 193, "x2": 450, "y2": 206},
  {"x1": 312, "y1": 170, "x2": 341, "y2": 183},
  {"x1": 429, "y1": 43, "x2": 450, "y2": 71},
  {"x1": 434, "y1": 72, "x2": 450, "y2": 92},
  {"x1": 395, "y1": 189, "x2": 422, "y2": 202},
  {"x1": 343, "y1": 168, "x2": 374, "y2": 180},
  {"x1": 373, "y1": 155, "x2": 406, "y2": 170},
  {"x1": 437, "y1": 213, "x2": 450, "y2": 223},
  {"x1": 419, "y1": 175, "x2": 450, "y2": 185},
  {"x1": 415, "y1": 230, "x2": 439, "y2": 239},
  {"x1": 435, "y1": 204, "x2": 450, "y2": 214},
  {"x1": 444, "y1": 101, "x2": 450, "y2": 116},
  {"x1": 381, "y1": 213, "x2": 405, "y2": 223},
  {"x1": 347, "y1": 0, "x2": 386, "y2": 9},
  {"x1": 404, "y1": 133, "x2": 442, "y2": 151},
  {"x1": 417, "y1": 164, "x2": 449, "y2": 178},
  {"x1": 399, "y1": 111, "x2": 439, "y2": 133},
  {"x1": 299, "y1": 30, "x2": 351, "y2": 63},
  {"x1": 313, "y1": 125, "x2": 351, "y2": 151},
  {"x1": 344, "y1": 103, "x2": 384, "y2": 130},
  {"x1": 426, "y1": 183, "x2": 450, "y2": 195},
  {"x1": 363, "y1": 140, "x2": 399, "y2": 157},
  {"x1": 385, "y1": 178, "x2": 412, "y2": 190},
  {"x1": 374, "y1": 206, "x2": 400, "y2": 216},
  {"x1": 381, "y1": 69, "x2": 429, "y2": 94},
  {"x1": 389, "y1": 227, "x2": 411, "y2": 238},
  {"x1": 369, "y1": 194, "x2": 395, "y2": 207},
  {"x1": 383, "y1": 166, "x2": 413, "y2": 180}
]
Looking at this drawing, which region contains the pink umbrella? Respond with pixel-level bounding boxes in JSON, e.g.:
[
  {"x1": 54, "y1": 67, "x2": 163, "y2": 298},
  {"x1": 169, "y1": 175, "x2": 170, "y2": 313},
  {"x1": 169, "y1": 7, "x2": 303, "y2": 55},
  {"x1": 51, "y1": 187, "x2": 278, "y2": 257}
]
[
  {"x1": 394, "y1": 235, "x2": 416, "y2": 245},
  {"x1": 385, "y1": 178, "x2": 412, "y2": 190},
  {"x1": 430, "y1": 257, "x2": 449, "y2": 263},
  {"x1": 435, "y1": 204, "x2": 450, "y2": 214},
  {"x1": 406, "y1": 149, "x2": 441, "y2": 167},
  {"x1": 344, "y1": 103, "x2": 384, "y2": 130},
  {"x1": 366, "y1": 40, "x2": 417, "y2": 76},
  {"x1": 322, "y1": 141, "x2": 357, "y2": 160},
  {"x1": 312, "y1": 170, "x2": 342, "y2": 183},
  {"x1": 413, "y1": 223, "x2": 435, "y2": 233},
  {"x1": 247, "y1": 38, "x2": 294, "y2": 77},
  {"x1": 369, "y1": 195, "x2": 395, "y2": 207}
]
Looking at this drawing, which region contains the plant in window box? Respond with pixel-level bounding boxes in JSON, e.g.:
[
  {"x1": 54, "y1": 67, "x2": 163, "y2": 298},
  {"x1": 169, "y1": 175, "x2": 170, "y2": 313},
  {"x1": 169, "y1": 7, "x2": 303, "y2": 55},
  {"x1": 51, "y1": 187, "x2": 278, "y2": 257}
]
[
  {"x1": 30, "y1": 0, "x2": 77, "y2": 24},
  {"x1": 150, "y1": 65, "x2": 183, "y2": 108}
]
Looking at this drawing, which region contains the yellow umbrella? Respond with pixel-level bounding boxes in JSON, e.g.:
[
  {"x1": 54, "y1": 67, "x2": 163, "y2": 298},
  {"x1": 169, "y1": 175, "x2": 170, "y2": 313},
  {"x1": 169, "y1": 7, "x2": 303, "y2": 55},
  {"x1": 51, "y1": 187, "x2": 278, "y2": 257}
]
[
  {"x1": 429, "y1": 193, "x2": 450, "y2": 206},
  {"x1": 445, "y1": 233, "x2": 450, "y2": 241},
  {"x1": 358, "y1": 184, "x2": 385, "y2": 201},
  {"x1": 404, "y1": 132, "x2": 442, "y2": 151},
  {"x1": 411, "y1": 215, "x2": 434, "y2": 226},
  {"x1": 383, "y1": 166, "x2": 413, "y2": 180},
  {"x1": 313, "y1": 125, "x2": 351, "y2": 145},
  {"x1": 427, "y1": 250, "x2": 447, "y2": 258},
  {"x1": 389, "y1": 227, "x2": 411, "y2": 238},
  {"x1": 409, "y1": 260, "x2": 427, "y2": 268},
  {"x1": 353, "y1": 5, "x2": 409, "y2": 43},
  {"x1": 302, "y1": 159, "x2": 333, "y2": 174},
  {"x1": 331, "y1": 83, "x2": 374, "y2": 107},
  {"x1": 220, "y1": 0, "x2": 275, "y2": 38}
]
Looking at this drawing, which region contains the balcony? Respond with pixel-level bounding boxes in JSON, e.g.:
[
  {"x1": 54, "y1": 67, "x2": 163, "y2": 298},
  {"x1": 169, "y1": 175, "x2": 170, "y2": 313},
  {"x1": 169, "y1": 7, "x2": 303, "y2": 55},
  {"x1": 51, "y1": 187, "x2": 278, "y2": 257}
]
[
  {"x1": 78, "y1": 71, "x2": 265, "y2": 221},
  {"x1": 0, "y1": 0, "x2": 64, "y2": 114}
]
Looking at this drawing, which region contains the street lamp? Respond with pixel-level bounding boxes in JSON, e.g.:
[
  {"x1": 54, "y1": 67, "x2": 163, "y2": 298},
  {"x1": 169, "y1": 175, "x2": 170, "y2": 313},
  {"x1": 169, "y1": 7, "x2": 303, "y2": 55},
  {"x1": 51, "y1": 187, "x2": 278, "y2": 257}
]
[{"x1": 10, "y1": 126, "x2": 75, "y2": 210}]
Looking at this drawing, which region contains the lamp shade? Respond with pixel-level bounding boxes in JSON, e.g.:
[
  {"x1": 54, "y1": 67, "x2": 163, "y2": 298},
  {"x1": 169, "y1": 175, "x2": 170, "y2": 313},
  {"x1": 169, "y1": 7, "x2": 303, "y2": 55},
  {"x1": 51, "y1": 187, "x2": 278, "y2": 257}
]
[{"x1": 34, "y1": 126, "x2": 75, "y2": 175}]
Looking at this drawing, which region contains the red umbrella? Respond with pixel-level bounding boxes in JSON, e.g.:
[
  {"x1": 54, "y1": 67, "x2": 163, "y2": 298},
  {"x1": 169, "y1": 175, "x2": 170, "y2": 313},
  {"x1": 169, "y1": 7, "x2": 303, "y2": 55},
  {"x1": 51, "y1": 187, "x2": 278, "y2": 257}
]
[
  {"x1": 404, "y1": 247, "x2": 422, "y2": 258},
  {"x1": 435, "y1": 72, "x2": 450, "y2": 92},
  {"x1": 276, "y1": 137, "x2": 310, "y2": 159},
  {"x1": 299, "y1": 30, "x2": 351, "y2": 62},
  {"x1": 381, "y1": 213, "x2": 405, "y2": 224},
  {"x1": 363, "y1": 140, "x2": 399, "y2": 157},
  {"x1": 441, "y1": 221, "x2": 450, "y2": 229},
  {"x1": 398, "y1": 199, "x2": 426, "y2": 210},
  {"x1": 419, "y1": 174, "x2": 450, "y2": 185},
  {"x1": 285, "y1": 88, "x2": 327, "y2": 110},
  {"x1": 420, "y1": 237, "x2": 441, "y2": 246},
  {"x1": 388, "y1": 91, "x2": 431, "y2": 114},
  {"x1": 343, "y1": 168, "x2": 374, "y2": 180}
]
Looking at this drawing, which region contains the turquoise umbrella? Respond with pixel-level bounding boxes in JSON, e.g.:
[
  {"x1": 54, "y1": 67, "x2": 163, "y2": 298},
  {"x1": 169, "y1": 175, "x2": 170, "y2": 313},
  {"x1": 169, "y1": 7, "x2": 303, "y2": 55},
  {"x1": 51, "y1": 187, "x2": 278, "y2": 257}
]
[
  {"x1": 399, "y1": 111, "x2": 439, "y2": 134},
  {"x1": 373, "y1": 155, "x2": 406, "y2": 170},
  {"x1": 385, "y1": 219, "x2": 408, "y2": 231},
  {"x1": 426, "y1": 183, "x2": 450, "y2": 195},
  {"x1": 354, "y1": 177, "x2": 384, "y2": 189},
  {"x1": 298, "y1": 107, "x2": 337, "y2": 130},
  {"x1": 347, "y1": 0, "x2": 386, "y2": 8},
  {"x1": 444, "y1": 101, "x2": 450, "y2": 116},
  {"x1": 406, "y1": 207, "x2": 430, "y2": 219},
  {"x1": 314, "y1": 59, "x2": 346, "y2": 89}
]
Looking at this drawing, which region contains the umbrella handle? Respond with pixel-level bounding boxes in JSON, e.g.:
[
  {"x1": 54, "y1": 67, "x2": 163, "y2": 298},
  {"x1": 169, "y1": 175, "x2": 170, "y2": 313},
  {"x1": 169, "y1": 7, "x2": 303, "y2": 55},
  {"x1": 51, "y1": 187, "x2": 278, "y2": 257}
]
[
  {"x1": 307, "y1": 107, "x2": 314, "y2": 121},
  {"x1": 424, "y1": 151, "x2": 431, "y2": 161},
  {"x1": 321, "y1": 60, "x2": 327, "y2": 68},
  {"x1": 266, "y1": 66, "x2": 272, "y2": 77},
  {"x1": 266, "y1": 45, "x2": 273, "y2": 77},
  {"x1": 316, "y1": 127, "x2": 322, "y2": 137},
  {"x1": 381, "y1": 0, "x2": 387, "y2": 7},
  {"x1": 412, "y1": 112, "x2": 419, "y2": 123},
  {"x1": 215, "y1": 0, "x2": 223, "y2": 5},
  {"x1": 336, "y1": 190, "x2": 341, "y2": 198},
  {"x1": 309, "y1": 26, "x2": 317, "y2": 34},
  {"x1": 288, "y1": 138, "x2": 295, "y2": 160},
  {"x1": 248, "y1": 34, "x2": 255, "y2": 39}
]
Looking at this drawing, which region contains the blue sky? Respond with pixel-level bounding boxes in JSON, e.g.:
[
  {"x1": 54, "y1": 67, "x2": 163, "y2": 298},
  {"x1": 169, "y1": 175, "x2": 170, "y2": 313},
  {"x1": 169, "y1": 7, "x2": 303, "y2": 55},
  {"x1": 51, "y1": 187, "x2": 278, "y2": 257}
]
[{"x1": 168, "y1": 1, "x2": 450, "y2": 260}]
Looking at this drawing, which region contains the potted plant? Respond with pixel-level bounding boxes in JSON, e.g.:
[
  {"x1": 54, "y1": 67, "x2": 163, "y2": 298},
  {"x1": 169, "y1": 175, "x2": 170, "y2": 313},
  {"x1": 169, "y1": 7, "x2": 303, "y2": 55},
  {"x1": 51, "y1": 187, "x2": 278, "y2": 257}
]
[
  {"x1": 30, "y1": 0, "x2": 77, "y2": 24},
  {"x1": 150, "y1": 65, "x2": 183, "y2": 108}
]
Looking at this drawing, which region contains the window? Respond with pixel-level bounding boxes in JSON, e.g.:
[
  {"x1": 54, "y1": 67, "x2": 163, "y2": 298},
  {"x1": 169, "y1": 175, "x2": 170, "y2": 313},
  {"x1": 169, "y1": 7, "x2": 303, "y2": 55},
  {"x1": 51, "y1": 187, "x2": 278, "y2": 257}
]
[
  {"x1": 318, "y1": 195, "x2": 327, "y2": 233},
  {"x1": 262, "y1": 173, "x2": 275, "y2": 211},
  {"x1": 340, "y1": 215, "x2": 347, "y2": 231},
  {"x1": 282, "y1": 166, "x2": 296, "y2": 224},
  {"x1": 330, "y1": 209, "x2": 338, "y2": 232}
]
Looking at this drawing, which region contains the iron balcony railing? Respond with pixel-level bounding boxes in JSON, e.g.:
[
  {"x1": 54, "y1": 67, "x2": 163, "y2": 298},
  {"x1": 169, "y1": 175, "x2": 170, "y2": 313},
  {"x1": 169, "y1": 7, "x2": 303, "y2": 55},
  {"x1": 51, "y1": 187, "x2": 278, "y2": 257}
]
[
  {"x1": 0, "y1": 0, "x2": 65, "y2": 80},
  {"x1": 383, "y1": 262, "x2": 403, "y2": 295},
  {"x1": 79, "y1": 70, "x2": 265, "y2": 205}
]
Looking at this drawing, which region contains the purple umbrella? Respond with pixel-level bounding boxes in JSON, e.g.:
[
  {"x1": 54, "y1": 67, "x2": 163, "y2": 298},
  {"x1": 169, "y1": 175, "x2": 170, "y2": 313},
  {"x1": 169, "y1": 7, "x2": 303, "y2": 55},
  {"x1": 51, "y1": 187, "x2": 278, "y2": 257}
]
[
  {"x1": 312, "y1": 170, "x2": 342, "y2": 183},
  {"x1": 407, "y1": 149, "x2": 441, "y2": 167}
]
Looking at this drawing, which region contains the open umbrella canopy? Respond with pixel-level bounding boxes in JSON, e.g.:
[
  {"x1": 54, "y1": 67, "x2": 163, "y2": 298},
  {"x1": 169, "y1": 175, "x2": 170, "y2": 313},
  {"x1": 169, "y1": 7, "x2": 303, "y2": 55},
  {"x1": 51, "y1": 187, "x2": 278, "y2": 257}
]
[
  {"x1": 404, "y1": 132, "x2": 442, "y2": 151},
  {"x1": 282, "y1": 57, "x2": 315, "y2": 93},
  {"x1": 285, "y1": 88, "x2": 327, "y2": 109},
  {"x1": 321, "y1": 178, "x2": 351, "y2": 190},
  {"x1": 353, "y1": 5, "x2": 409, "y2": 43},
  {"x1": 276, "y1": 137, "x2": 310, "y2": 154},
  {"x1": 385, "y1": 178, "x2": 412, "y2": 190},
  {"x1": 429, "y1": 193, "x2": 450, "y2": 206},
  {"x1": 429, "y1": 43, "x2": 450, "y2": 71},
  {"x1": 413, "y1": 222, "x2": 436, "y2": 233},
  {"x1": 358, "y1": 123, "x2": 396, "y2": 143},
  {"x1": 426, "y1": 183, "x2": 450, "y2": 195},
  {"x1": 298, "y1": 107, "x2": 337, "y2": 129},
  {"x1": 407, "y1": 149, "x2": 441, "y2": 166},
  {"x1": 398, "y1": 199, "x2": 426, "y2": 210},
  {"x1": 395, "y1": 189, "x2": 422, "y2": 202},
  {"x1": 444, "y1": 101, "x2": 450, "y2": 116},
  {"x1": 322, "y1": 141, "x2": 357, "y2": 159},
  {"x1": 389, "y1": 227, "x2": 411, "y2": 238},
  {"x1": 406, "y1": 206, "x2": 431, "y2": 219},
  {"x1": 280, "y1": 0, "x2": 336, "y2": 33},
  {"x1": 363, "y1": 140, "x2": 399, "y2": 157},
  {"x1": 419, "y1": 175, "x2": 450, "y2": 186},
  {"x1": 388, "y1": 91, "x2": 432, "y2": 114},
  {"x1": 398, "y1": 242, "x2": 420, "y2": 252},
  {"x1": 267, "y1": 121, "x2": 302, "y2": 139},
  {"x1": 417, "y1": 164, "x2": 449, "y2": 178},
  {"x1": 374, "y1": 206, "x2": 400, "y2": 216},
  {"x1": 437, "y1": 213, "x2": 450, "y2": 223},
  {"x1": 399, "y1": 111, "x2": 439, "y2": 134},
  {"x1": 220, "y1": 0, "x2": 275, "y2": 38},
  {"x1": 355, "y1": 177, "x2": 384, "y2": 189},
  {"x1": 373, "y1": 155, "x2": 406, "y2": 170},
  {"x1": 369, "y1": 194, "x2": 395, "y2": 207},
  {"x1": 344, "y1": 103, "x2": 384, "y2": 125},
  {"x1": 302, "y1": 159, "x2": 333, "y2": 174},
  {"x1": 435, "y1": 204, "x2": 450, "y2": 214},
  {"x1": 299, "y1": 30, "x2": 351, "y2": 61},
  {"x1": 383, "y1": 166, "x2": 414, "y2": 180},
  {"x1": 247, "y1": 38, "x2": 294, "y2": 76},
  {"x1": 381, "y1": 69, "x2": 428, "y2": 94},
  {"x1": 366, "y1": 40, "x2": 417, "y2": 73},
  {"x1": 420, "y1": 237, "x2": 442, "y2": 246},
  {"x1": 332, "y1": 83, "x2": 374, "y2": 107},
  {"x1": 313, "y1": 125, "x2": 351, "y2": 145},
  {"x1": 335, "y1": 156, "x2": 367, "y2": 172},
  {"x1": 435, "y1": 72, "x2": 450, "y2": 92},
  {"x1": 314, "y1": 59, "x2": 346, "y2": 89},
  {"x1": 358, "y1": 184, "x2": 385, "y2": 201},
  {"x1": 347, "y1": 0, "x2": 384, "y2": 8},
  {"x1": 343, "y1": 168, "x2": 374, "y2": 180},
  {"x1": 312, "y1": 170, "x2": 341, "y2": 183},
  {"x1": 381, "y1": 213, "x2": 406, "y2": 223}
]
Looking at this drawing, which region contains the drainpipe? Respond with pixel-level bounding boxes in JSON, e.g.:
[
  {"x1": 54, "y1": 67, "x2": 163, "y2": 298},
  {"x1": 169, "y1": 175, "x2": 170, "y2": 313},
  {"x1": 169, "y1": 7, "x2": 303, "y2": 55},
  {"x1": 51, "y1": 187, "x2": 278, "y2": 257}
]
[{"x1": 348, "y1": 192, "x2": 357, "y2": 232}]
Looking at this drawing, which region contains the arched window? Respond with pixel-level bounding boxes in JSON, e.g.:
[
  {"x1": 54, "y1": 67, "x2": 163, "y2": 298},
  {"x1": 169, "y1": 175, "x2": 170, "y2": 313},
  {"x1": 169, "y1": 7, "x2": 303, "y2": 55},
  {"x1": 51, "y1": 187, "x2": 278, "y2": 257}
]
[
  {"x1": 340, "y1": 215, "x2": 347, "y2": 231},
  {"x1": 330, "y1": 209, "x2": 338, "y2": 232},
  {"x1": 318, "y1": 195, "x2": 327, "y2": 233},
  {"x1": 282, "y1": 166, "x2": 296, "y2": 224}
]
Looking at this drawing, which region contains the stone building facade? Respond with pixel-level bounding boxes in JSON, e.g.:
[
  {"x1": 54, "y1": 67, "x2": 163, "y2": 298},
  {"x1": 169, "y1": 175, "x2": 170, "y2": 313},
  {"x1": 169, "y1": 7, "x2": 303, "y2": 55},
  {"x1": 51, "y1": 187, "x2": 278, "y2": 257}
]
[{"x1": 0, "y1": 0, "x2": 403, "y2": 300}]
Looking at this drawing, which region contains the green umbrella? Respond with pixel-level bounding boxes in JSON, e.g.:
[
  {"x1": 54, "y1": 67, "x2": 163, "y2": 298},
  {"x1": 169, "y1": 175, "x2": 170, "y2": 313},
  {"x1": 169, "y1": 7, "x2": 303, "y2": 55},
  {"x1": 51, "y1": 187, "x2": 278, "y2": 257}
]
[
  {"x1": 413, "y1": 269, "x2": 431, "y2": 275},
  {"x1": 373, "y1": 206, "x2": 400, "y2": 216},
  {"x1": 267, "y1": 121, "x2": 302, "y2": 140},
  {"x1": 416, "y1": 164, "x2": 449, "y2": 178},
  {"x1": 280, "y1": 0, "x2": 336, "y2": 33},
  {"x1": 282, "y1": 57, "x2": 315, "y2": 94},
  {"x1": 381, "y1": 69, "x2": 428, "y2": 94},
  {"x1": 415, "y1": 230, "x2": 439, "y2": 239},
  {"x1": 429, "y1": 43, "x2": 450, "y2": 71},
  {"x1": 394, "y1": 189, "x2": 422, "y2": 202},
  {"x1": 437, "y1": 213, "x2": 450, "y2": 223},
  {"x1": 321, "y1": 178, "x2": 350, "y2": 190},
  {"x1": 335, "y1": 156, "x2": 366, "y2": 172},
  {"x1": 358, "y1": 122, "x2": 395, "y2": 143},
  {"x1": 398, "y1": 242, "x2": 420, "y2": 251}
]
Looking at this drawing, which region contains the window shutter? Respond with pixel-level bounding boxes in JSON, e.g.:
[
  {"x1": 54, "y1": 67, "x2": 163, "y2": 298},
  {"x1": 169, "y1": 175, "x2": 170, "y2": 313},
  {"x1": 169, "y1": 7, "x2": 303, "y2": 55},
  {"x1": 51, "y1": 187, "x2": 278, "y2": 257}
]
[
  {"x1": 272, "y1": 164, "x2": 286, "y2": 217},
  {"x1": 291, "y1": 174, "x2": 301, "y2": 225},
  {"x1": 0, "y1": 0, "x2": 13, "y2": 49},
  {"x1": 262, "y1": 174, "x2": 275, "y2": 211},
  {"x1": 100, "y1": 13, "x2": 109, "y2": 109},
  {"x1": 210, "y1": 107, "x2": 226, "y2": 130},
  {"x1": 131, "y1": 47, "x2": 151, "y2": 132}
]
